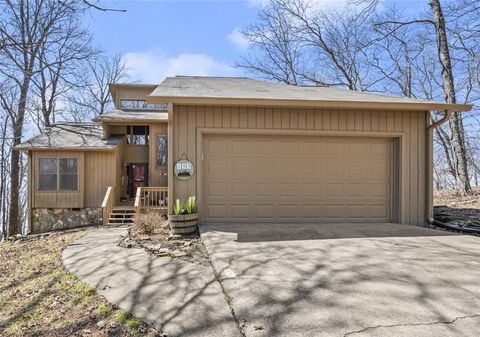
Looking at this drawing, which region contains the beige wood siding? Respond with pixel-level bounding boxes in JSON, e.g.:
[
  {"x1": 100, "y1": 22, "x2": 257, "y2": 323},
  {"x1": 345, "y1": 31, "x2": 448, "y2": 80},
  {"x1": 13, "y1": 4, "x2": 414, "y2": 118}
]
[
  {"x1": 203, "y1": 135, "x2": 392, "y2": 223},
  {"x1": 125, "y1": 145, "x2": 148, "y2": 163},
  {"x1": 84, "y1": 151, "x2": 116, "y2": 207},
  {"x1": 32, "y1": 151, "x2": 85, "y2": 208},
  {"x1": 114, "y1": 87, "x2": 155, "y2": 108},
  {"x1": 172, "y1": 105, "x2": 428, "y2": 226}
]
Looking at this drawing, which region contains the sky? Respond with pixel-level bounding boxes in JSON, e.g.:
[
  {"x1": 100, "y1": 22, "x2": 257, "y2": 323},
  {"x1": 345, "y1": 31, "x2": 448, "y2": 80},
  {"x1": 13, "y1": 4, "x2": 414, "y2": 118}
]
[{"x1": 84, "y1": 0, "x2": 422, "y2": 84}]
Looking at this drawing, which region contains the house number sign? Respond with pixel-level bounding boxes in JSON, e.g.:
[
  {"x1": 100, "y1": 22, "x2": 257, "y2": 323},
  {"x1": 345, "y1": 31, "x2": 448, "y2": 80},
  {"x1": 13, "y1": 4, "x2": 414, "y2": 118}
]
[{"x1": 174, "y1": 159, "x2": 194, "y2": 180}]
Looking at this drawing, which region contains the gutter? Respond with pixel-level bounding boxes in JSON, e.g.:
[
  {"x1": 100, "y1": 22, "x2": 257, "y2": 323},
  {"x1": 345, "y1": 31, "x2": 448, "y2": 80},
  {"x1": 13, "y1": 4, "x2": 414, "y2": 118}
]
[{"x1": 426, "y1": 110, "x2": 451, "y2": 226}]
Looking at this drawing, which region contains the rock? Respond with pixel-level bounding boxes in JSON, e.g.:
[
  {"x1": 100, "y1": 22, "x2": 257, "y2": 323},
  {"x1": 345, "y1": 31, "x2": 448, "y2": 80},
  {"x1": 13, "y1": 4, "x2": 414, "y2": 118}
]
[
  {"x1": 254, "y1": 325, "x2": 264, "y2": 330},
  {"x1": 167, "y1": 234, "x2": 182, "y2": 241},
  {"x1": 158, "y1": 248, "x2": 169, "y2": 256},
  {"x1": 96, "y1": 320, "x2": 106, "y2": 329},
  {"x1": 144, "y1": 243, "x2": 161, "y2": 251},
  {"x1": 170, "y1": 249, "x2": 187, "y2": 258},
  {"x1": 183, "y1": 241, "x2": 193, "y2": 247}
]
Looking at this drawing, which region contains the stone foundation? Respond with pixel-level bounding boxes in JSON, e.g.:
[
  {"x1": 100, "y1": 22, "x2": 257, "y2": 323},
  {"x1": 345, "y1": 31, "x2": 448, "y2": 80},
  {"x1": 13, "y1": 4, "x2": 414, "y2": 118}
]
[{"x1": 32, "y1": 208, "x2": 102, "y2": 234}]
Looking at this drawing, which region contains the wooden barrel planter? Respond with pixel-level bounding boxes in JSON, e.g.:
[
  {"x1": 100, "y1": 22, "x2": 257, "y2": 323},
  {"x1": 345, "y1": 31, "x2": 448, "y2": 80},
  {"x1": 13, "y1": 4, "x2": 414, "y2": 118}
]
[{"x1": 168, "y1": 213, "x2": 198, "y2": 234}]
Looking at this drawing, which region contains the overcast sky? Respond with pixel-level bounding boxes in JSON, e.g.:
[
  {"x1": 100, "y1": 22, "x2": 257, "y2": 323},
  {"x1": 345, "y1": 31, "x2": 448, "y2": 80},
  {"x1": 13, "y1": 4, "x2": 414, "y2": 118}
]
[{"x1": 85, "y1": 0, "x2": 423, "y2": 83}]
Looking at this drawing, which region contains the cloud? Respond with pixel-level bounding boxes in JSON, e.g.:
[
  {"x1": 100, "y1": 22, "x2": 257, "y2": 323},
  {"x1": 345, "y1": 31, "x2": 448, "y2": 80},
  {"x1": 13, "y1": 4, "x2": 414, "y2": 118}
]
[
  {"x1": 228, "y1": 28, "x2": 250, "y2": 50},
  {"x1": 122, "y1": 49, "x2": 237, "y2": 83}
]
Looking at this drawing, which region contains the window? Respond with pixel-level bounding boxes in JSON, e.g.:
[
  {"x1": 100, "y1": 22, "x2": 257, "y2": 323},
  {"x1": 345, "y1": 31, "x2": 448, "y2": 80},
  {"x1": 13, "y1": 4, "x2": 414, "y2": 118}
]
[
  {"x1": 126, "y1": 125, "x2": 149, "y2": 145},
  {"x1": 120, "y1": 100, "x2": 167, "y2": 111},
  {"x1": 156, "y1": 135, "x2": 168, "y2": 169},
  {"x1": 38, "y1": 158, "x2": 78, "y2": 191},
  {"x1": 39, "y1": 158, "x2": 57, "y2": 191},
  {"x1": 59, "y1": 159, "x2": 78, "y2": 191}
]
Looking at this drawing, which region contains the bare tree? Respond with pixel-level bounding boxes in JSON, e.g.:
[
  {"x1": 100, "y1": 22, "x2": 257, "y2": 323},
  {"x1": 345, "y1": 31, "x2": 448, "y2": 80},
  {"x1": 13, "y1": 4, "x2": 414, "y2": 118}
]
[
  {"x1": 237, "y1": 0, "x2": 305, "y2": 84},
  {"x1": 356, "y1": 0, "x2": 476, "y2": 196},
  {"x1": 30, "y1": 17, "x2": 97, "y2": 129},
  {"x1": 67, "y1": 54, "x2": 129, "y2": 119},
  {"x1": 429, "y1": 0, "x2": 471, "y2": 195},
  {"x1": 0, "y1": 0, "x2": 89, "y2": 237}
]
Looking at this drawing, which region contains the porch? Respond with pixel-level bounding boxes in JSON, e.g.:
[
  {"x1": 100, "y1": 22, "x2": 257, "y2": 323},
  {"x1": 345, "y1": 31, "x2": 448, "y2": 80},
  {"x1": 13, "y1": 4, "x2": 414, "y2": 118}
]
[{"x1": 101, "y1": 186, "x2": 168, "y2": 226}]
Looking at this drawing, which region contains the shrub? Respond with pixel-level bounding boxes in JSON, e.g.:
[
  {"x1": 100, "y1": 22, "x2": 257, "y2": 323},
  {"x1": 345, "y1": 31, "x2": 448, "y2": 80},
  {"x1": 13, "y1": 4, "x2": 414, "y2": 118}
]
[{"x1": 132, "y1": 211, "x2": 164, "y2": 235}]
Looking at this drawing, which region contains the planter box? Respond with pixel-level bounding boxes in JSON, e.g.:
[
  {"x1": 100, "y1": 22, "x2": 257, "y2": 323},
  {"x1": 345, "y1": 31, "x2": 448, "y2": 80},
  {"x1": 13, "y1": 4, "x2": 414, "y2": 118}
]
[{"x1": 168, "y1": 213, "x2": 198, "y2": 234}]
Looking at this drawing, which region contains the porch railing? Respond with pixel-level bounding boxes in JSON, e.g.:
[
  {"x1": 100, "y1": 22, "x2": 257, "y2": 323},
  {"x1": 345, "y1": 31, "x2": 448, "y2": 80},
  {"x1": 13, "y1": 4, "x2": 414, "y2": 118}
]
[
  {"x1": 101, "y1": 186, "x2": 116, "y2": 225},
  {"x1": 134, "y1": 187, "x2": 168, "y2": 214}
]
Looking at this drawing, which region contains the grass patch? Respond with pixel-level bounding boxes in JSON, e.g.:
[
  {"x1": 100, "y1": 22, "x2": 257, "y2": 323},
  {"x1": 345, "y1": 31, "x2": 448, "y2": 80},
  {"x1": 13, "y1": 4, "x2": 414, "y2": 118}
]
[
  {"x1": 126, "y1": 318, "x2": 141, "y2": 331},
  {"x1": 114, "y1": 311, "x2": 131, "y2": 324},
  {"x1": 0, "y1": 230, "x2": 161, "y2": 336},
  {"x1": 97, "y1": 303, "x2": 113, "y2": 318}
]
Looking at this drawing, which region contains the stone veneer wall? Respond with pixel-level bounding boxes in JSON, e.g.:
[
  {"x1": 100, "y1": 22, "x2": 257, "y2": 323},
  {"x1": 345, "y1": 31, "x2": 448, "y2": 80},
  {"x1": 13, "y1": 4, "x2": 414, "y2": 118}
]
[{"x1": 31, "y1": 208, "x2": 102, "y2": 234}]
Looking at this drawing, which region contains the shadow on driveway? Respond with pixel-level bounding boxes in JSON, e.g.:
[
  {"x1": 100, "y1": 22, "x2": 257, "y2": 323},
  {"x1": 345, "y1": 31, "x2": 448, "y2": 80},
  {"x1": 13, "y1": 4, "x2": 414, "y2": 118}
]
[
  {"x1": 200, "y1": 222, "x2": 480, "y2": 337},
  {"x1": 63, "y1": 227, "x2": 241, "y2": 337}
]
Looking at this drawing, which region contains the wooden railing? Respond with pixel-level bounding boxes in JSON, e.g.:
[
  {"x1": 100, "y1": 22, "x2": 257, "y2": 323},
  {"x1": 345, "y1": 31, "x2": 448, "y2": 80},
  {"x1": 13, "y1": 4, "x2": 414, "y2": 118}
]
[
  {"x1": 101, "y1": 186, "x2": 116, "y2": 225},
  {"x1": 134, "y1": 187, "x2": 168, "y2": 214}
]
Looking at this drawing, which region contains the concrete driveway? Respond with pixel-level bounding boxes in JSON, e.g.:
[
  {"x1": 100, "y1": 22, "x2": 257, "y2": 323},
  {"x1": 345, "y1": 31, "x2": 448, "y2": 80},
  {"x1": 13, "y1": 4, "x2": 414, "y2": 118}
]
[{"x1": 200, "y1": 223, "x2": 480, "y2": 337}]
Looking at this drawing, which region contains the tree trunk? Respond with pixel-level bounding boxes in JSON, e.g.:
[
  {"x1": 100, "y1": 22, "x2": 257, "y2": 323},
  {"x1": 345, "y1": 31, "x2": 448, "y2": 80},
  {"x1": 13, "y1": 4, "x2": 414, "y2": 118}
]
[
  {"x1": 8, "y1": 79, "x2": 29, "y2": 236},
  {"x1": 430, "y1": 0, "x2": 471, "y2": 195}
]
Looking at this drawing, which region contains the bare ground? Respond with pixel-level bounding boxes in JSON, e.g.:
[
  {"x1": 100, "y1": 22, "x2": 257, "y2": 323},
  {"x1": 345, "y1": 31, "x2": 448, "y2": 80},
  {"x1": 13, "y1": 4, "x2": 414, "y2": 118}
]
[
  {"x1": 122, "y1": 217, "x2": 208, "y2": 265},
  {"x1": 0, "y1": 229, "x2": 164, "y2": 337},
  {"x1": 434, "y1": 188, "x2": 480, "y2": 229}
]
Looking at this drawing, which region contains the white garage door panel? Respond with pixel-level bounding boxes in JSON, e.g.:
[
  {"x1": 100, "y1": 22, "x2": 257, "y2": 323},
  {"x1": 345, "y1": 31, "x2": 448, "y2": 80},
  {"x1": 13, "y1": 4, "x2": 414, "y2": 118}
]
[{"x1": 203, "y1": 135, "x2": 392, "y2": 223}]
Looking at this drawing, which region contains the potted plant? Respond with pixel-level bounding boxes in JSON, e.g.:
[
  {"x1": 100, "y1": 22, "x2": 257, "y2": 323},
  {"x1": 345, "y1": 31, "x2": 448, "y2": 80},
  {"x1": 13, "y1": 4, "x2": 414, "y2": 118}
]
[{"x1": 168, "y1": 196, "x2": 198, "y2": 234}]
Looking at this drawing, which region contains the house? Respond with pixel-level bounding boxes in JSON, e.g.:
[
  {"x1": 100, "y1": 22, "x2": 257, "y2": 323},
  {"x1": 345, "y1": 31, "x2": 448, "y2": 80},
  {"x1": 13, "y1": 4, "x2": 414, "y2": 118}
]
[{"x1": 16, "y1": 76, "x2": 472, "y2": 233}]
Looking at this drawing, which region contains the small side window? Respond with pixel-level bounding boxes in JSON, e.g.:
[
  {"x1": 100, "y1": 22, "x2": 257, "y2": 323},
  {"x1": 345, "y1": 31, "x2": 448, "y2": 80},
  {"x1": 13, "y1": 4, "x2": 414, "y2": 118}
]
[{"x1": 156, "y1": 135, "x2": 168, "y2": 169}]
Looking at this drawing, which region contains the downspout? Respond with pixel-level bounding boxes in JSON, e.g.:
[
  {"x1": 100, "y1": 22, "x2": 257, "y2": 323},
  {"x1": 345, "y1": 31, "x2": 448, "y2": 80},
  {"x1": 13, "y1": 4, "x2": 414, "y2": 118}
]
[{"x1": 426, "y1": 110, "x2": 451, "y2": 225}]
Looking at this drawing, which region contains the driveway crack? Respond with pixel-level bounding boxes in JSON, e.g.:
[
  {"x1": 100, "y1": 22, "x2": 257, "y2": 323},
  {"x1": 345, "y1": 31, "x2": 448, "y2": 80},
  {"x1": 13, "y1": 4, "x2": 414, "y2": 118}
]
[
  {"x1": 343, "y1": 314, "x2": 480, "y2": 336},
  {"x1": 200, "y1": 240, "x2": 246, "y2": 337}
]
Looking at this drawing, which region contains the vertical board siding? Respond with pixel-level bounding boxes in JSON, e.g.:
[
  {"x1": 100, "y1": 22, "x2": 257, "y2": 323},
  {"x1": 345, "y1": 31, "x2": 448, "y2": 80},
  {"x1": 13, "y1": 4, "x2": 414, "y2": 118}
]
[
  {"x1": 114, "y1": 87, "x2": 155, "y2": 108},
  {"x1": 84, "y1": 151, "x2": 116, "y2": 207},
  {"x1": 172, "y1": 105, "x2": 428, "y2": 226}
]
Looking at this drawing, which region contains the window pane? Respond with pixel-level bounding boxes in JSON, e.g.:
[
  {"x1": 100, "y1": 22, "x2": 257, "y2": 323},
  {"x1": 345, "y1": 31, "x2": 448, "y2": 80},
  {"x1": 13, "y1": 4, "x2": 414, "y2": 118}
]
[
  {"x1": 127, "y1": 135, "x2": 147, "y2": 145},
  {"x1": 39, "y1": 174, "x2": 57, "y2": 191},
  {"x1": 39, "y1": 158, "x2": 57, "y2": 174},
  {"x1": 60, "y1": 158, "x2": 77, "y2": 174},
  {"x1": 121, "y1": 100, "x2": 167, "y2": 111},
  {"x1": 156, "y1": 135, "x2": 168, "y2": 167},
  {"x1": 59, "y1": 174, "x2": 78, "y2": 191}
]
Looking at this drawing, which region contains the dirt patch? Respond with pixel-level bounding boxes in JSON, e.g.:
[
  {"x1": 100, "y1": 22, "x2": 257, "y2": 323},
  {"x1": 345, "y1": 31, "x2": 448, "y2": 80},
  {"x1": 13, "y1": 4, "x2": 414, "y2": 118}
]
[
  {"x1": 434, "y1": 188, "x2": 480, "y2": 209},
  {"x1": 118, "y1": 213, "x2": 208, "y2": 265},
  {"x1": 0, "y1": 229, "x2": 164, "y2": 337},
  {"x1": 434, "y1": 188, "x2": 480, "y2": 231}
]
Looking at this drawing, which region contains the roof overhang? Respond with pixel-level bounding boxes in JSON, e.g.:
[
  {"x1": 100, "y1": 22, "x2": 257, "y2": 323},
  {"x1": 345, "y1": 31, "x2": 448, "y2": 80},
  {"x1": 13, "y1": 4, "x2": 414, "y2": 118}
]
[
  {"x1": 108, "y1": 83, "x2": 158, "y2": 107},
  {"x1": 146, "y1": 96, "x2": 473, "y2": 112},
  {"x1": 14, "y1": 146, "x2": 117, "y2": 152}
]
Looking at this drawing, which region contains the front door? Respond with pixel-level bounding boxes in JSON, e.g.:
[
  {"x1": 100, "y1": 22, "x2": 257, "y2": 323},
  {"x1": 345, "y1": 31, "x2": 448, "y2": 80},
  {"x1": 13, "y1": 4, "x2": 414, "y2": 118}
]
[{"x1": 128, "y1": 164, "x2": 148, "y2": 198}]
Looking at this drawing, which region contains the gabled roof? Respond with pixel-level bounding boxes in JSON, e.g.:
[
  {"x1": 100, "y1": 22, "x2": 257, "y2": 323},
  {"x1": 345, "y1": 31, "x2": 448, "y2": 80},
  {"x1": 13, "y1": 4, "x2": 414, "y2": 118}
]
[
  {"x1": 15, "y1": 123, "x2": 121, "y2": 151},
  {"x1": 93, "y1": 109, "x2": 168, "y2": 123},
  {"x1": 148, "y1": 76, "x2": 472, "y2": 112}
]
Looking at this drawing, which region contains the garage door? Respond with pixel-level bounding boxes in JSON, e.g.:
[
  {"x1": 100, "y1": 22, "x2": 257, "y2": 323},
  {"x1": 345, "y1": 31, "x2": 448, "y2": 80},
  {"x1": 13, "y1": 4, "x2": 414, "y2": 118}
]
[{"x1": 203, "y1": 135, "x2": 392, "y2": 223}]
